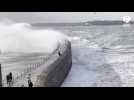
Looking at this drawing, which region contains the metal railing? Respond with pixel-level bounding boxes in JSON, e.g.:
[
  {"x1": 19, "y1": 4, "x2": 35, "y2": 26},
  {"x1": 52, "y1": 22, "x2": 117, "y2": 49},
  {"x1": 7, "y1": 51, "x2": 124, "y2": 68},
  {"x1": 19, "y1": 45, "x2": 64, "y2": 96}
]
[
  {"x1": 1, "y1": 41, "x2": 67, "y2": 87},
  {"x1": 2, "y1": 56, "x2": 50, "y2": 87}
]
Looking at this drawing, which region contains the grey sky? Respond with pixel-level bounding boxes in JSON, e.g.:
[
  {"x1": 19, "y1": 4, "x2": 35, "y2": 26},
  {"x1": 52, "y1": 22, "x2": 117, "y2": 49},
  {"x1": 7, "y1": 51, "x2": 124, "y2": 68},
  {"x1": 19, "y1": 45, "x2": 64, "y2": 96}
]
[{"x1": 0, "y1": 12, "x2": 134, "y2": 23}]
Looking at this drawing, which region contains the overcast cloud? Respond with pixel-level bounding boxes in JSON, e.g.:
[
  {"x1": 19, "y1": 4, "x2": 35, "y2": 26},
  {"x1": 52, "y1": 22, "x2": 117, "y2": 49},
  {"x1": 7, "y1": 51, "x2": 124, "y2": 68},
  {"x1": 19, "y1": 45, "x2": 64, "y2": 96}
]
[{"x1": 0, "y1": 12, "x2": 134, "y2": 23}]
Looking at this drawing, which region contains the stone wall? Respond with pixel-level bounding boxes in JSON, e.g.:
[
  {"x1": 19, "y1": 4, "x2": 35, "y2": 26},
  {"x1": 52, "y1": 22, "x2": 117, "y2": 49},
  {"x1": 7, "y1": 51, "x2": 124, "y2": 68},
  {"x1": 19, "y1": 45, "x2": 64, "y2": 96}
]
[{"x1": 34, "y1": 41, "x2": 72, "y2": 87}]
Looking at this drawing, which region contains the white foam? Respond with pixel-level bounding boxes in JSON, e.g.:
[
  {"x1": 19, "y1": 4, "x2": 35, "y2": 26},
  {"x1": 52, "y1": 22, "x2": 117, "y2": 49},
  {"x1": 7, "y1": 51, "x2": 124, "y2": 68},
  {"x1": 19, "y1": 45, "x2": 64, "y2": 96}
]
[{"x1": 0, "y1": 21, "x2": 67, "y2": 54}]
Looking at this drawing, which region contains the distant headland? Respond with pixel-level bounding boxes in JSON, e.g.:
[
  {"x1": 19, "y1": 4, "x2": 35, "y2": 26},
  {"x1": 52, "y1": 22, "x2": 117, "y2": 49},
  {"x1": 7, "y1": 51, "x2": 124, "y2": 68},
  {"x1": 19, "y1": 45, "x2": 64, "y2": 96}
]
[
  {"x1": 32, "y1": 20, "x2": 134, "y2": 26},
  {"x1": 85, "y1": 20, "x2": 134, "y2": 25}
]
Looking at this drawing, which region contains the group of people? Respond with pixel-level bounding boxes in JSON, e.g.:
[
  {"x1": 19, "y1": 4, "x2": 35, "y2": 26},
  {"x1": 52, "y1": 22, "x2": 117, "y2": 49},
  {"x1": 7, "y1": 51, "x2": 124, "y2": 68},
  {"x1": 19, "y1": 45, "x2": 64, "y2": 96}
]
[{"x1": 6, "y1": 72, "x2": 33, "y2": 87}]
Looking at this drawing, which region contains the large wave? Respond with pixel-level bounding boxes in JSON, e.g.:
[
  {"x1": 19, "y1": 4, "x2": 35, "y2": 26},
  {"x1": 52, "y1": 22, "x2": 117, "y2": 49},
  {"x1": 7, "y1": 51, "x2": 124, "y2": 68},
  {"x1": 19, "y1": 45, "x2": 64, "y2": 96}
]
[{"x1": 0, "y1": 20, "x2": 67, "y2": 54}]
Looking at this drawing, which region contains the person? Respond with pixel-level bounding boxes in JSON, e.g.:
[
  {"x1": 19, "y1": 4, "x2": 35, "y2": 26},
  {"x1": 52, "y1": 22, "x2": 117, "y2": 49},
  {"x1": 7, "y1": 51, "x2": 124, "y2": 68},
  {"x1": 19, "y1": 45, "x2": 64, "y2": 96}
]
[
  {"x1": 9, "y1": 72, "x2": 12, "y2": 80},
  {"x1": 58, "y1": 50, "x2": 61, "y2": 56},
  {"x1": 29, "y1": 81, "x2": 33, "y2": 87},
  {"x1": 6, "y1": 72, "x2": 13, "y2": 87},
  {"x1": 8, "y1": 72, "x2": 13, "y2": 86},
  {"x1": 28, "y1": 79, "x2": 33, "y2": 87}
]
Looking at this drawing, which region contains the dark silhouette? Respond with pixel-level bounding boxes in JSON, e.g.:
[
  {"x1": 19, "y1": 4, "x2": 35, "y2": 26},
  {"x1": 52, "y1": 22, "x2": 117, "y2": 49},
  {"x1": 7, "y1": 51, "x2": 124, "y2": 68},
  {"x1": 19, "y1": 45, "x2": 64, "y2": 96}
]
[
  {"x1": 6, "y1": 72, "x2": 13, "y2": 86},
  {"x1": 28, "y1": 79, "x2": 33, "y2": 87},
  {"x1": 58, "y1": 51, "x2": 61, "y2": 56}
]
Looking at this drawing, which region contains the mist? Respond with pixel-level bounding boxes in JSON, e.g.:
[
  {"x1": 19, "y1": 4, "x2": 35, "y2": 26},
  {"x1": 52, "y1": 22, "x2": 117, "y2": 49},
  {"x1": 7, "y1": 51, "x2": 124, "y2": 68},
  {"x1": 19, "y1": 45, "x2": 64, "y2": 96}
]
[{"x1": 0, "y1": 20, "x2": 67, "y2": 54}]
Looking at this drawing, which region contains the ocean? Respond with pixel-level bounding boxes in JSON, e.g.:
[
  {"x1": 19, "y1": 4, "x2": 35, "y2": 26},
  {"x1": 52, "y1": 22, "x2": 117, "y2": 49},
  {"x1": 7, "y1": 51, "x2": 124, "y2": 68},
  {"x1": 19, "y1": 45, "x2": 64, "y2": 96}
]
[{"x1": 33, "y1": 24, "x2": 134, "y2": 87}]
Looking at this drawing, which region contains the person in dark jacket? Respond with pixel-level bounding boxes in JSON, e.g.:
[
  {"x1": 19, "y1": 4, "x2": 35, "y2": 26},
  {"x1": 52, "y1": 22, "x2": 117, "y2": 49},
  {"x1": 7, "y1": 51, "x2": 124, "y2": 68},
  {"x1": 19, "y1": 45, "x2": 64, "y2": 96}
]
[
  {"x1": 9, "y1": 72, "x2": 13, "y2": 86},
  {"x1": 58, "y1": 50, "x2": 61, "y2": 56},
  {"x1": 9, "y1": 72, "x2": 12, "y2": 81},
  {"x1": 28, "y1": 79, "x2": 33, "y2": 87},
  {"x1": 6, "y1": 72, "x2": 13, "y2": 86}
]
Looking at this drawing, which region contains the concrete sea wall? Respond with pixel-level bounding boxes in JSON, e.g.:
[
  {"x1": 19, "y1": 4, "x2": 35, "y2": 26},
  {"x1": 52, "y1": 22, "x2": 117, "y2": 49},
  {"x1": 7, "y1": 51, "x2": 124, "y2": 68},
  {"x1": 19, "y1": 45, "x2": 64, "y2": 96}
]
[{"x1": 34, "y1": 41, "x2": 72, "y2": 87}]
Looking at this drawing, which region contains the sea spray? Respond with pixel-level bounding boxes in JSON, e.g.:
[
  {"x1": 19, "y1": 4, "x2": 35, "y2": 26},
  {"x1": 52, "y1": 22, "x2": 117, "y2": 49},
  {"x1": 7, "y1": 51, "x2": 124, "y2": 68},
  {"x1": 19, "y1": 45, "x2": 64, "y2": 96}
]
[{"x1": 0, "y1": 21, "x2": 67, "y2": 54}]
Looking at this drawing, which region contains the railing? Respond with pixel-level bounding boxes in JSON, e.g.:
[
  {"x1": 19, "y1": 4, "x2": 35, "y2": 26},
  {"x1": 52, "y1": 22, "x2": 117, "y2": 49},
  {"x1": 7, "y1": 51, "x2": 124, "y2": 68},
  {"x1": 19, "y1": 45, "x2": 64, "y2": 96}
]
[
  {"x1": 1, "y1": 40, "x2": 69, "y2": 87},
  {"x1": 1, "y1": 43, "x2": 62, "y2": 87},
  {"x1": 1, "y1": 56, "x2": 51, "y2": 87}
]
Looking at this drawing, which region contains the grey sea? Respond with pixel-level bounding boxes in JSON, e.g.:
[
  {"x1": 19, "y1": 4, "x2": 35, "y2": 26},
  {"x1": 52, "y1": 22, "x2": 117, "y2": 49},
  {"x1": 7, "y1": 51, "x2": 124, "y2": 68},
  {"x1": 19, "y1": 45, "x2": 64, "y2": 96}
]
[{"x1": 33, "y1": 24, "x2": 134, "y2": 87}]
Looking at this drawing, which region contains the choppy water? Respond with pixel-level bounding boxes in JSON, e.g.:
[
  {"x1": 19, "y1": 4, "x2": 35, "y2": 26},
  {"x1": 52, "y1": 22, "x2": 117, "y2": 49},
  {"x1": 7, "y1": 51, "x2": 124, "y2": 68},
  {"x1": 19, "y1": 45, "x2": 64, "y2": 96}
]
[
  {"x1": 1, "y1": 24, "x2": 133, "y2": 87},
  {"x1": 33, "y1": 24, "x2": 134, "y2": 87}
]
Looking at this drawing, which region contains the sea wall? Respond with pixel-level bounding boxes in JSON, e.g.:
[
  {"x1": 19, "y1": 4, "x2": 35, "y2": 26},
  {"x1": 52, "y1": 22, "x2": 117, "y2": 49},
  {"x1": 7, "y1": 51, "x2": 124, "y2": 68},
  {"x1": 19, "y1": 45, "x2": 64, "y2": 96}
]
[{"x1": 34, "y1": 40, "x2": 72, "y2": 87}]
